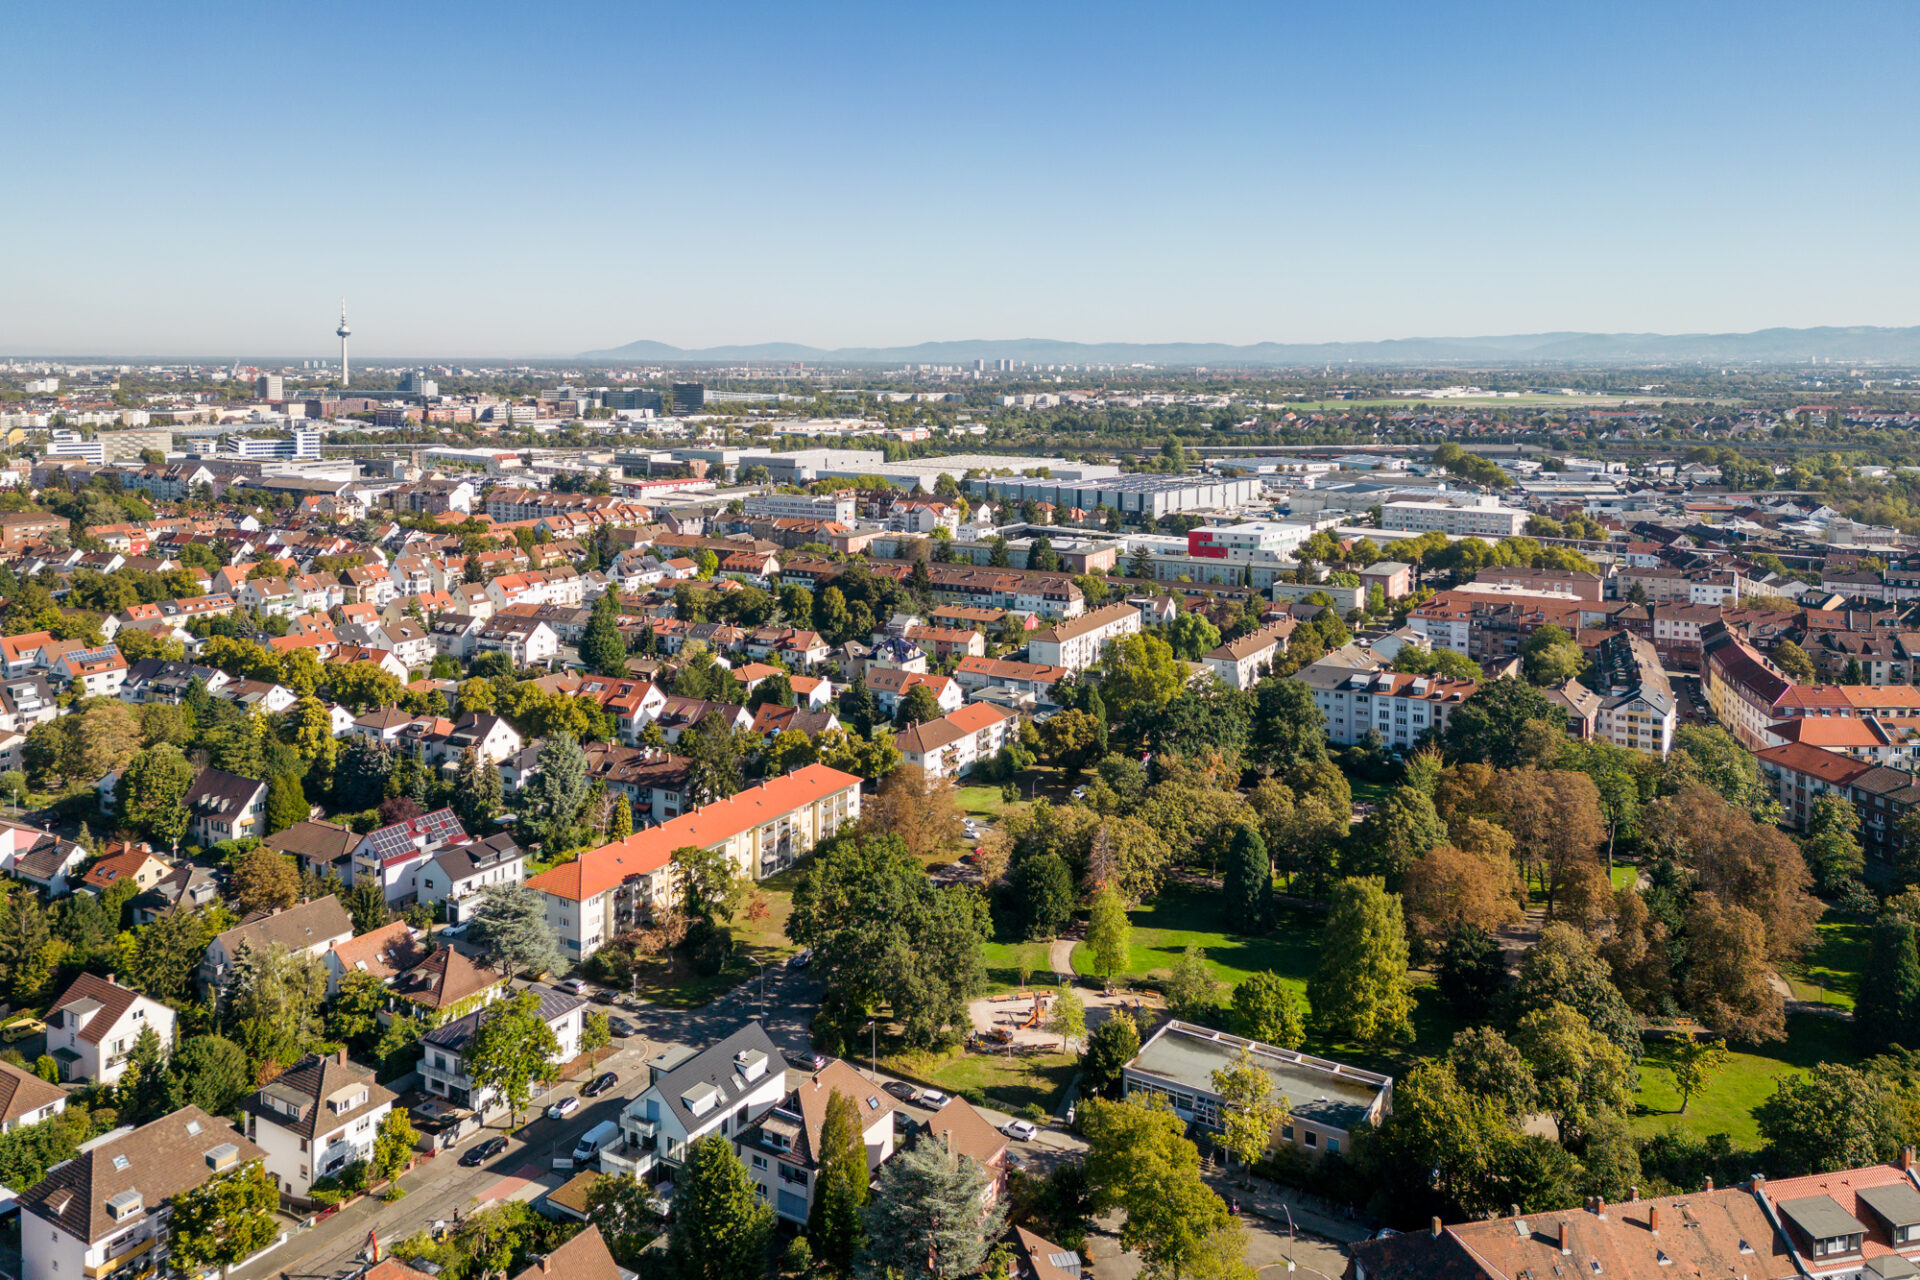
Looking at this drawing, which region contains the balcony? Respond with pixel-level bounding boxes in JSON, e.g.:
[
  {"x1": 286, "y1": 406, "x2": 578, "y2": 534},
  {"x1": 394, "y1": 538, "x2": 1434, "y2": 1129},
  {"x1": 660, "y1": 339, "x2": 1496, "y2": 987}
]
[{"x1": 86, "y1": 1236, "x2": 161, "y2": 1279}]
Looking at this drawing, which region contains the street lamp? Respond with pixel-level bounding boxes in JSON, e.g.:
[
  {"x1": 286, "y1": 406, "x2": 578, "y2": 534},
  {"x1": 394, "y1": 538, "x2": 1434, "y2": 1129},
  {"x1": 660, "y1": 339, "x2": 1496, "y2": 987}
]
[{"x1": 863, "y1": 1019, "x2": 878, "y2": 1080}]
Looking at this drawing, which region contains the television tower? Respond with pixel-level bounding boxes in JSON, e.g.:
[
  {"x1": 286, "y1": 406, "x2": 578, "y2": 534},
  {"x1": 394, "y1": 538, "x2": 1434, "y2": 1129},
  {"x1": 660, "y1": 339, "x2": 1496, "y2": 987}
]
[{"x1": 335, "y1": 300, "x2": 352, "y2": 387}]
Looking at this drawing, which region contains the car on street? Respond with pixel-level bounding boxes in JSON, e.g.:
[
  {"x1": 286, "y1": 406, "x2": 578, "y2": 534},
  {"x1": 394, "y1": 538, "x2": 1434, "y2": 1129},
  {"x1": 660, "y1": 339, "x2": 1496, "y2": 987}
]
[
  {"x1": 882, "y1": 1081, "x2": 919, "y2": 1104},
  {"x1": 786, "y1": 948, "x2": 813, "y2": 970},
  {"x1": 460, "y1": 1137, "x2": 508, "y2": 1167},
  {"x1": 592, "y1": 989, "x2": 617, "y2": 1004},
  {"x1": 918, "y1": 1088, "x2": 950, "y2": 1109},
  {"x1": 785, "y1": 1049, "x2": 829, "y2": 1072},
  {"x1": 1070, "y1": 786, "x2": 1088, "y2": 800},
  {"x1": 582, "y1": 1071, "x2": 620, "y2": 1097},
  {"x1": 547, "y1": 1096, "x2": 580, "y2": 1120},
  {"x1": 560, "y1": 978, "x2": 589, "y2": 995},
  {"x1": 610, "y1": 1018, "x2": 638, "y2": 1038},
  {"x1": 1002, "y1": 1119, "x2": 1039, "y2": 1141}
]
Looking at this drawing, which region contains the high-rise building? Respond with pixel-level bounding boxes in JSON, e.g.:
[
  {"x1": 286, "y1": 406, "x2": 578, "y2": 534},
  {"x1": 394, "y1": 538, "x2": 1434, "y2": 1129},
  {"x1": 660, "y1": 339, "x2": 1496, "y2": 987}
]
[
  {"x1": 670, "y1": 382, "x2": 706, "y2": 414},
  {"x1": 256, "y1": 374, "x2": 284, "y2": 400},
  {"x1": 400, "y1": 370, "x2": 438, "y2": 396}
]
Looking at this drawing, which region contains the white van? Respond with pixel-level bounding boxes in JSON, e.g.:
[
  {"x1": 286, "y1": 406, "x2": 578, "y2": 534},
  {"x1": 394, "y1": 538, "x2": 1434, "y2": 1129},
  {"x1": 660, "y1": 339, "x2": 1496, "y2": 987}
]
[{"x1": 572, "y1": 1119, "x2": 620, "y2": 1165}]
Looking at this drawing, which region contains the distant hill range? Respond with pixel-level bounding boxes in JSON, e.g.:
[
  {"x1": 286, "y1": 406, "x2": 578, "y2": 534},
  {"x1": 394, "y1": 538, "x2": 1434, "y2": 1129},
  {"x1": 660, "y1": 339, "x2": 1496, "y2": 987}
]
[{"x1": 581, "y1": 326, "x2": 1920, "y2": 366}]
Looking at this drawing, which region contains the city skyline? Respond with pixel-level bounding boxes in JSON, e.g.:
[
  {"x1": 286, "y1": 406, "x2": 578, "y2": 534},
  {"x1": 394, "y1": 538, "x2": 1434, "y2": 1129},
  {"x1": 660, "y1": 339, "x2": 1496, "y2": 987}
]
[{"x1": 6, "y1": 0, "x2": 1918, "y2": 356}]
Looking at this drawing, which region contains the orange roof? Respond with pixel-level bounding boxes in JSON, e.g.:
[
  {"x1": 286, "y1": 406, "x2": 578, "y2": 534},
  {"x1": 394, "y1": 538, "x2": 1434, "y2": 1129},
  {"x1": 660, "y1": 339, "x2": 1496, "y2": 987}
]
[
  {"x1": 1755, "y1": 741, "x2": 1875, "y2": 785},
  {"x1": 525, "y1": 763, "x2": 863, "y2": 903},
  {"x1": 1767, "y1": 718, "x2": 1884, "y2": 748}
]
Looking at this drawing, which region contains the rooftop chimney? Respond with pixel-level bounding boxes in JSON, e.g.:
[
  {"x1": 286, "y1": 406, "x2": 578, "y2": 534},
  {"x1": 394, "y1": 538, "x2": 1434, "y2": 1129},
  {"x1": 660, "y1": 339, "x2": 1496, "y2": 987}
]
[
  {"x1": 1630, "y1": 1185, "x2": 1640, "y2": 1201},
  {"x1": 1649, "y1": 1207, "x2": 1660, "y2": 1234},
  {"x1": 1430, "y1": 1217, "x2": 1442, "y2": 1239},
  {"x1": 1511, "y1": 1205, "x2": 1521, "y2": 1221},
  {"x1": 1904, "y1": 1146, "x2": 1916, "y2": 1172},
  {"x1": 1704, "y1": 1176, "x2": 1714, "y2": 1192},
  {"x1": 1558, "y1": 1223, "x2": 1570, "y2": 1255},
  {"x1": 1593, "y1": 1198, "x2": 1606, "y2": 1219}
]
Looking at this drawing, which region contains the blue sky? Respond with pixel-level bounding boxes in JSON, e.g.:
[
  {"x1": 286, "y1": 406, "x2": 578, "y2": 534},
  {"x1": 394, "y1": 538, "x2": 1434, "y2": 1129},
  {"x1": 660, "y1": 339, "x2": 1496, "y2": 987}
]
[{"x1": 6, "y1": 0, "x2": 1917, "y2": 357}]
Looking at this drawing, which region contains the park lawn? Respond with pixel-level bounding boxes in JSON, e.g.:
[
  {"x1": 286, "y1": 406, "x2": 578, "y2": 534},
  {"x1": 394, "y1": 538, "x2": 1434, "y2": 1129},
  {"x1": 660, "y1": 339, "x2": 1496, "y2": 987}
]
[
  {"x1": 1347, "y1": 779, "x2": 1392, "y2": 811},
  {"x1": 1069, "y1": 882, "x2": 1322, "y2": 995},
  {"x1": 981, "y1": 939, "x2": 1053, "y2": 994},
  {"x1": 733, "y1": 864, "x2": 804, "y2": 962},
  {"x1": 955, "y1": 786, "x2": 1027, "y2": 820},
  {"x1": 624, "y1": 866, "x2": 806, "y2": 1007},
  {"x1": 1609, "y1": 864, "x2": 1640, "y2": 892},
  {"x1": 1628, "y1": 1013, "x2": 1857, "y2": 1149},
  {"x1": 1781, "y1": 917, "x2": 1868, "y2": 1010},
  {"x1": 885, "y1": 1047, "x2": 1079, "y2": 1115}
]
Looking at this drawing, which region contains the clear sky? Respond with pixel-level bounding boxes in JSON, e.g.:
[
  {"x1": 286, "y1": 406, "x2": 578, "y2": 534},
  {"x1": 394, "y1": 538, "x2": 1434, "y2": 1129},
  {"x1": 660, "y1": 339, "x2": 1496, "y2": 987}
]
[{"x1": 6, "y1": 0, "x2": 1917, "y2": 357}]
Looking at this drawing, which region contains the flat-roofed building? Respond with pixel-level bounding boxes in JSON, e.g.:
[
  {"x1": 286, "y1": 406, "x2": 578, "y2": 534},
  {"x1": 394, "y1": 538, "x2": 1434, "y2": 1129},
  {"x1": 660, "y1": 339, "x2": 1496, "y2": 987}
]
[{"x1": 1123, "y1": 1020, "x2": 1390, "y2": 1161}]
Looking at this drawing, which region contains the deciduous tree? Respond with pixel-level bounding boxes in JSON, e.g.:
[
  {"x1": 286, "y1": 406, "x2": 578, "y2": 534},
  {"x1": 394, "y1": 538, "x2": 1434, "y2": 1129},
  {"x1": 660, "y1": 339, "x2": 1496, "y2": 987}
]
[
  {"x1": 466, "y1": 991, "x2": 562, "y2": 1125},
  {"x1": 1307, "y1": 878, "x2": 1413, "y2": 1049}
]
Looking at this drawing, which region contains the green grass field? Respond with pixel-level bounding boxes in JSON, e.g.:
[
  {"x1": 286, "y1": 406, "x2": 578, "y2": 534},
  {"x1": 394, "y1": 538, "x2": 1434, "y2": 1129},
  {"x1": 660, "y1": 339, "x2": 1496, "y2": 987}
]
[
  {"x1": 1781, "y1": 918, "x2": 1869, "y2": 1010},
  {"x1": 955, "y1": 786, "x2": 1025, "y2": 819},
  {"x1": 1628, "y1": 1013, "x2": 1856, "y2": 1148},
  {"x1": 1347, "y1": 779, "x2": 1392, "y2": 810},
  {"x1": 981, "y1": 939, "x2": 1053, "y2": 993},
  {"x1": 885, "y1": 1047, "x2": 1079, "y2": 1115},
  {"x1": 1068, "y1": 882, "x2": 1322, "y2": 995}
]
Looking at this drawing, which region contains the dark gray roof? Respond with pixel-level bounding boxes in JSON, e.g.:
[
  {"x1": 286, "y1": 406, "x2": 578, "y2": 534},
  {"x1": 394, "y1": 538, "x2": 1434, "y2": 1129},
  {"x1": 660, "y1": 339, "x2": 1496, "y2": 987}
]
[
  {"x1": 423, "y1": 985, "x2": 584, "y2": 1054},
  {"x1": 1779, "y1": 1194, "x2": 1867, "y2": 1242},
  {"x1": 429, "y1": 836, "x2": 521, "y2": 883},
  {"x1": 1859, "y1": 1182, "x2": 1920, "y2": 1230},
  {"x1": 186, "y1": 767, "x2": 266, "y2": 816},
  {"x1": 645, "y1": 1021, "x2": 783, "y2": 1135}
]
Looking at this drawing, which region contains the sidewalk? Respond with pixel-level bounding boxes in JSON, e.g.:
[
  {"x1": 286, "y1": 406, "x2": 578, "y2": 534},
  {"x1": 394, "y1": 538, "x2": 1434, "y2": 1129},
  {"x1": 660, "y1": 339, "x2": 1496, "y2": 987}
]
[{"x1": 1203, "y1": 1171, "x2": 1373, "y2": 1247}]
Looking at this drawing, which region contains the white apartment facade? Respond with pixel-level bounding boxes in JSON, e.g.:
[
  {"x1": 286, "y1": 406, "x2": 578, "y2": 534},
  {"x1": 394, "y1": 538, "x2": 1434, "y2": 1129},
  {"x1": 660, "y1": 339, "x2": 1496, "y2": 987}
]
[
  {"x1": 1295, "y1": 660, "x2": 1478, "y2": 749},
  {"x1": 1026, "y1": 602, "x2": 1142, "y2": 672},
  {"x1": 1380, "y1": 500, "x2": 1529, "y2": 538}
]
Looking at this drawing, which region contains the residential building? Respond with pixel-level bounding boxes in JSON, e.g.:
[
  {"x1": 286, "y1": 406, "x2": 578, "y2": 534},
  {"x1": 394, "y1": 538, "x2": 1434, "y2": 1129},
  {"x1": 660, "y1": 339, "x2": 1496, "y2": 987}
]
[
  {"x1": 200, "y1": 896, "x2": 353, "y2": 992},
  {"x1": 924, "y1": 1097, "x2": 1011, "y2": 1210},
  {"x1": 264, "y1": 819, "x2": 360, "y2": 880},
  {"x1": 526, "y1": 764, "x2": 860, "y2": 961},
  {"x1": 11, "y1": 831, "x2": 89, "y2": 897},
  {"x1": 604, "y1": 1022, "x2": 788, "y2": 1182},
  {"x1": 321, "y1": 919, "x2": 423, "y2": 996},
  {"x1": 1701, "y1": 629, "x2": 1797, "y2": 751},
  {"x1": 1124, "y1": 1020, "x2": 1391, "y2": 1160},
  {"x1": 0, "y1": 1058, "x2": 67, "y2": 1132},
  {"x1": 1380, "y1": 499, "x2": 1528, "y2": 537},
  {"x1": 475, "y1": 616, "x2": 559, "y2": 667},
  {"x1": 414, "y1": 835, "x2": 524, "y2": 921},
  {"x1": 1357, "y1": 560, "x2": 1413, "y2": 601},
  {"x1": 347, "y1": 808, "x2": 469, "y2": 904},
  {"x1": 20, "y1": 1106, "x2": 269, "y2": 1280},
  {"x1": 1026, "y1": 602, "x2": 1142, "y2": 672},
  {"x1": 736, "y1": 1059, "x2": 896, "y2": 1223},
  {"x1": 953, "y1": 656, "x2": 1069, "y2": 706},
  {"x1": 1294, "y1": 657, "x2": 1477, "y2": 749},
  {"x1": 1201, "y1": 618, "x2": 1297, "y2": 690},
  {"x1": 865, "y1": 667, "x2": 964, "y2": 719},
  {"x1": 1758, "y1": 741, "x2": 1875, "y2": 829},
  {"x1": 418, "y1": 985, "x2": 585, "y2": 1112},
  {"x1": 1589, "y1": 631, "x2": 1678, "y2": 756},
  {"x1": 184, "y1": 768, "x2": 269, "y2": 847},
  {"x1": 242, "y1": 1050, "x2": 396, "y2": 1203},
  {"x1": 386, "y1": 948, "x2": 507, "y2": 1027},
  {"x1": 897, "y1": 703, "x2": 1019, "y2": 781},
  {"x1": 45, "y1": 972, "x2": 177, "y2": 1085}
]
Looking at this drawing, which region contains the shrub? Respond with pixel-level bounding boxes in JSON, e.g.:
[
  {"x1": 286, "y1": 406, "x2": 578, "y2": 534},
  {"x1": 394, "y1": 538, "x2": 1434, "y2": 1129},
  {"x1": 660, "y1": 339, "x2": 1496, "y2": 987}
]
[
  {"x1": 783, "y1": 1236, "x2": 813, "y2": 1274},
  {"x1": 1019, "y1": 1102, "x2": 1046, "y2": 1122}
]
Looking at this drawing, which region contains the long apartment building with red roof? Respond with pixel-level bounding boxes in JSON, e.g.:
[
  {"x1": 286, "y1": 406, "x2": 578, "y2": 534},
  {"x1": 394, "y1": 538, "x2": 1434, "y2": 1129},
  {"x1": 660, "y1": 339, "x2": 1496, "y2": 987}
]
[{"x1": 524, "y1": 763, "x2": 862, "y2": 962}]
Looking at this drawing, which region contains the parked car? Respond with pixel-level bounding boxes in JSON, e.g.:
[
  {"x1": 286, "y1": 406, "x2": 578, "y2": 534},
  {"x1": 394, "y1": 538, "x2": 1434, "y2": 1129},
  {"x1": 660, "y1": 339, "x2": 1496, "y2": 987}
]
[
  {"x1": 582, "y1": 1071, "x2": 619, "y2": 1098},
  {"x1": 610, "y1": 1018, "x2": 639, "y2": 1039},
  {"x1": 2, "y1": 1017, "x2": 44, "y2": 1043},
  {"x1": 786, "y1": 948, "x2": 813, "y2": 970},
  {"x1": 1002, "y1": 1119, "x2": 1039, "y2": 1142},
  {"x1": 882, "y1": 1081, "x2": 919, "y2": 1104},
  {"x1": 785, "y1": 1049, "x2": 829, "y2": 1072},
  {"x1": 592, "y1": 990, "x2": 617, "y2": 1005},
  {"x1": 560, "y1": 978, "x2": 589, "y2": 995},
  {"x1": 547, "y1": 1096, "x2": 580, "y2": 1120},
  {"x1": 1070, "y1": 786, "x2": 1088, "y2": 800},
  {"x1": 918, "y1": 1088, "x2": 950, "y2": 1109},
  {"x1": 461, "y1": 1137, "x2": 508, "y2": 1167}
]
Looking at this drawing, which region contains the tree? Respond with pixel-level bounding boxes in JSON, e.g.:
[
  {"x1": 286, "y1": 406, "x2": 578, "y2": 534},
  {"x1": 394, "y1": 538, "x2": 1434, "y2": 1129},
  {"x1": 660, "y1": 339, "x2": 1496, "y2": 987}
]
[
  {"x1": 372, "y1": 1107, "x2": 419, "y2": 1184},
  {"x1": 1442, "y1": 678, "x2": 1567, "y2": 768},
  {"x1": 1511, "y1": 1001, "x2": 1634, "y2": 1144},
  {"x1": 168, "y1": 1162, "x2": 280, "y2": 1276},
  {"x1": 1679, "y1": 893, "x2": 1785, "y2": 1043},
  {"x1": 858, "y1": 764, "x2": 964, "y2": 862},
  {"x1": 1520, "y1": 624, "x2": 1584, "y2": 687},
  {"x1": 684, "y1": 716, "x2": 747, "y2": 808},
  {"x1": 1307, "y1": 878, "x2": 1413, "y2": 1049},
  {"x1": 1221, "y1": 824, "x2": 1272, "y2": 934},
  {"x1": 1755, "y1": 1062, "x2": 1903, "y2": 1175},
  {"x1": 1086, "y1": 885, "x2": 1132, "y2": 985},
  {"x1": 1039, "y1": 708, "x2": 1103, "y2": 776},
  {"x1": 1857, "y1": 913, "x2": 1920, "y2": 1054},
  {"x1": 1509, "y1": 923, "x2": 1641, "y2": 1058},
  {"x1": 1228, "y1": 972, "x2": 1304, "y2": 1049},
  {"x1": 231, "y1": 846, "x2": 299, "y2": 916},
  {"x1": 1247, "y1": 679, "x2": 1328, "y2": 775},
  {"x1": 519, "y1": 732, "x2": 589, "y2": 849},
  {"x1": 467, "y1": 992, "x2": 562, "y2": 1125},
  {"x1": 1167, "y1": 611, "x2": 1220, "y2": 661},
  {"x1": 453, "y1": 746, "x2": 503, "y2": 831},
  {"x1": 608, "y1": 793, "x2": 634, "y2": 842},
  {"x1": 1773, "y1": 639, "x2": 1817, "y2": 682},
  {"x1": 1447, "y1": 1026, "x2": 1538, "y2": 1118},
  {"x1": 1670, "y1": 1037, "x2": 1728, "y2": 1114},
  {"x1": 809, "y1": 1089, "x2": 870, "y2": 1267},
  {"x1": 1348, "y1": 786, "x2": 1448, "y2": 882},
  {"x1": 676, "y1": 843, "x2": 746, "y2": 924},
  {"x1": 1011, "y1": 852, "x2": 1076, "y2": 940},
  {"x1": 1081, "y1": 1096, "x2": 1238, "y2": 1280},
  {"x1": 1163, "y1": 946, "x2": 1220, "y2": 1021},
  {"x1": 1211, "y1": 1045, "x2": 1285, "y2": 1181},
  {"x1": 327, "y1": 969, "x2": 388, "y2": 1051},
  {"x1": 580, "y1": 589, "x2": 628, "y2": 675},
  {"x1": 1100, "y1": 633, "x2": 1184, "y2": 721},
  {"x1": 896, "y1": 682, "x2": 944, "y2": 726},
  {"x1": 467, "y1": 885, "x2": 561, "y2": 981},
  {"x1": 670, "y1": 1135, "x2": 775, "y2": 1280},
  {"x1": 1080, "y1": 1009, "x2": 1140, "y2": 1100},
  {"x1": 172, "y1": 1035, "x2": 252, "y2": 1116},
  {"x1": 1400, "y1": 845, "x2": 1521, "y2": 942},
  {"x1": 586, "y1": 1175, "x2": 660, "y2": 1269},
  {"x1": 1045, "y1": 987, "x2": 1086, "y2": 1050},
  {"x1": 118, "y1": 1024, "x2": 180, "y2": 1123},
  {"x1": 788, "y1": 832, "x2": 986, "y2": 1053},
  {"x1": 264, "y1": 771, "x2": 308, "y2": 835},
  {"x1": 855, "y1": 1134, "x2": 1003, "y2": 1280},
  {"x1": 333, "y1": 734, "x2": 394, "y2": 812},
  {"x1": 119, "y1": 743, "x2": 196, "y2": 848},
  {"x1": 1803, "y1": 794, "x2": 1865, "y2": 896},
  {"x1": 582, "y1": 1009, "x2": 612, "y2": 1058}
]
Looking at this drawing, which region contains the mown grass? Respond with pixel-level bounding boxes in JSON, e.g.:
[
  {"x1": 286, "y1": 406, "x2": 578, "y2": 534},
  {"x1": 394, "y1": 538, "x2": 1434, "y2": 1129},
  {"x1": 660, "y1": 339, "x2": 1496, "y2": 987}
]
[
  {"x1": 1781, "y1": 917, "x2": 1869, "y2": 1010},
  {"x1": 1628, "y1": 1013, "x2": 1858, "y2": 1148},
  {"x1": 885, "y1": 1047, "x2": 1079, "y2": 1115}
]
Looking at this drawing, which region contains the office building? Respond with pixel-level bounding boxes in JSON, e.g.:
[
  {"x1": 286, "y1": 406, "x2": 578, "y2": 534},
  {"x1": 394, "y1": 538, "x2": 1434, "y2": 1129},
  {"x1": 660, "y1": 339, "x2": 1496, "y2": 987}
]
[{"x1": 1380, "y1": 499, "x2": 1529, "y2": 538}]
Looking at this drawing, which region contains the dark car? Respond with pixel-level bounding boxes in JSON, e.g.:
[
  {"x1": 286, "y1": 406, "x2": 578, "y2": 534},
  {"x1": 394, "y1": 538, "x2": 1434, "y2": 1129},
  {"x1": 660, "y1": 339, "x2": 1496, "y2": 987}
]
[
  {"x1": 882, "y1": 1081, "x2": 919, "y2": 1104},
  {"x1": 582, "y1": 1071, "x2": 619, "y2": 1098},
  {"x1": 592, "y1": 990, "x2": 617, "y2": 1005},
  {"x1": 610, "y1": 1019, "x2": 638, "y2": 1039},
  {"x1": 786, "y1": 948, "x2": 813, "y2": 971},
  {"x1": 460, "y1": 1137, "x2": 508, "y2": 1167},
  {"x1": 784, "y1": 1049, "x2": 829, "y2": 1072}
]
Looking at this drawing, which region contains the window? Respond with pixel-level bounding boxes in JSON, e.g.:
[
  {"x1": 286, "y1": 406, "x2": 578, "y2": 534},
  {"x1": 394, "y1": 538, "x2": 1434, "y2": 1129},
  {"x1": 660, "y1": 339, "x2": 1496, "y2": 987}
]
[{"x1": 1303, "y1": 1131, "x2": 1317, "y2": 1148}]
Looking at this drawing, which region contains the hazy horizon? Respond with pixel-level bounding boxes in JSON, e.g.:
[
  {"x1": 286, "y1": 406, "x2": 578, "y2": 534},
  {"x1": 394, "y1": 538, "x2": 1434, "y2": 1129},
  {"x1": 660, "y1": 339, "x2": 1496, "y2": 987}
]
[{"x1": 7, "y1": 0, "x2": 1918, "y2": 357}]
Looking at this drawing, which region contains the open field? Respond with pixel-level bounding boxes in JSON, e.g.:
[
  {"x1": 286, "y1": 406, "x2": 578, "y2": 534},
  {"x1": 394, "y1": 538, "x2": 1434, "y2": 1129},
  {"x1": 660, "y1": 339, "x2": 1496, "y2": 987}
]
[
  {"x1": 1628, "y1": 1013, "x2": 1855, "y2": 1149},
  {"x1": 1781, "y1": 917, "x2": 1868, "y2": 1010},
  {"x1": 885, "y1": 1046, "x2": 1078, "y2": 1116}
]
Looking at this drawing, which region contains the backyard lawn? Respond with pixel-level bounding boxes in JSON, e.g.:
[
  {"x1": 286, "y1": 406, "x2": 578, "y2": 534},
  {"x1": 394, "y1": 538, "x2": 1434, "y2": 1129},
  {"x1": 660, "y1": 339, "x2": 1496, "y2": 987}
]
[{"x1": 1628, "y1": 1013, "x2": 1854, "y2": 1149}]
